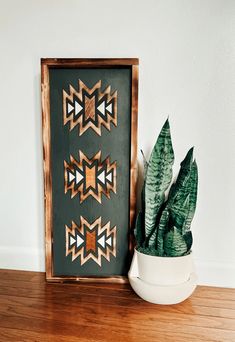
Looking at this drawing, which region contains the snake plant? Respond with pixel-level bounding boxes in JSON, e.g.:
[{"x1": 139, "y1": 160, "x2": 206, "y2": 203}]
[{"x1": 135, "y1": 119, "x2": 198, "y2": 257}]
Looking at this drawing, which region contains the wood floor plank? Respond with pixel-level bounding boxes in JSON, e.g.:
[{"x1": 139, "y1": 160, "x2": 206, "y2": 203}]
[
  {"x1": 0, "y1": 311, "x2": 234, "y2": 342},
  {"x1": 0, "y1": 279, "x2": 235, "y2": 318},
  {"x1": 194, "y1": 286, "x2": 235, "y2": 301},
  {"x1": 1, "y1": 294, "x2": 235, "y2": 332},
  {"x1": 0, "y1": 327, "x2": 90, "y2": 342},
  {"x1": 0, "y1": 269, "x2": 235, "y2": 342},
  {"x1": 190, "y1": 296, "x2": 235, "y2": 310},
  {"x1": 1, "y1": 285, "x2": 235, "y2": 320}
]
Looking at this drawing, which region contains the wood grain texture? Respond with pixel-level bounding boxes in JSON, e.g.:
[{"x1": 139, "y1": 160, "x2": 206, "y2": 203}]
[
  {"x1": 41, "y1": 58, "x2": 139, "y2": 283},
  {"x1": 41, "y1": 63, "x2": 53, "y2": 280},
  {"x1": 41, "y1": 58, "x2": 139, "y2": 67},
  {"x1": 129, "y1": 65, "x2": 139, "y2": 255},
  {"x1": 0, "y1": 270, "x2": 235, "y2": 342}
]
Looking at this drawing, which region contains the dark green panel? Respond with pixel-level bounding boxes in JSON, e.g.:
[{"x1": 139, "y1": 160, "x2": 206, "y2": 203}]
[{"x1": 49, "y1": 67, "x2": 132, "y2": 276}]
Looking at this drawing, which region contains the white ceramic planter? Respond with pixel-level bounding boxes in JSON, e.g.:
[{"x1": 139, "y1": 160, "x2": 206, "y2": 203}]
[{"x1": 128, "y1": 249, "x2": 197, "y2": 305}]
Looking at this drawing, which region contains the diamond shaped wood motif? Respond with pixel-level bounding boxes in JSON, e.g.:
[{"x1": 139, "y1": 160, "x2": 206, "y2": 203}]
[
  {"x1": 65, "y1": 216, "x2": 116, "y2": 266},
  {"x1": 63, "y1": 80, "x2": 117, "y2": 136},
  {"x1": 64, "y1": 150, "x2": 117, "y2": 203}
]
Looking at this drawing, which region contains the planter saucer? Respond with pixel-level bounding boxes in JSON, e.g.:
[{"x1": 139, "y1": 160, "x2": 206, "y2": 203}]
[{"x1": 128, "y1": 251, "x2": 197, "y2": 305}]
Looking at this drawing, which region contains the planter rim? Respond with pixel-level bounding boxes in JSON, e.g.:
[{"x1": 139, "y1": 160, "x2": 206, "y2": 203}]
[{"x1": 135, "y1": 248, "x2": 192, "y2": 260}]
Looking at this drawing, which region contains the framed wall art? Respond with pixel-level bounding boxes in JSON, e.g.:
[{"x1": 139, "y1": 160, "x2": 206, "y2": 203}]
[{"x1": 41, "y1": 58, "x2": 138, "y2": 282}]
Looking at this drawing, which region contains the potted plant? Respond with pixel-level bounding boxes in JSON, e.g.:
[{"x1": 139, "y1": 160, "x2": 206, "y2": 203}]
[{"x1": 128, "y1": 119, "x2": 198, "y2": 304}]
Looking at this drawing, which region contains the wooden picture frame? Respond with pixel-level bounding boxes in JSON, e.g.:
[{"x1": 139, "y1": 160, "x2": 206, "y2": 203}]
[{"x1": 41, "y1": 58, "x2": 138, "y2": 282}]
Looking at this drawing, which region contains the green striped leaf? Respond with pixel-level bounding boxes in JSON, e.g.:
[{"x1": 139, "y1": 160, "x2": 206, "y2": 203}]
[
  {"x1": 166, "y1": 148, "x2": 195, "y2": 232},
  {"x1": 144, "y1": 119, "x2": 174, "y2": 246},
  {"x1": 141, "y1": 149, "x2": 149, "y2": 180},
  {"x1": 167, "y1": 147, "x2": 194, "y2": 204},
  {"x1": 170, "y1": 194, "x2": 190, "y2": 232},
  {"x1": 156, "y1": 209, "x2": 170, "y2": 256},
  {"x1": 140, "y1": 149, "x2": 149, "y2": 220},
  {"x1": 169, "y1": 160, "x2": 198, "y2": 234},
  {"x1": 182, "y1": 161, "x2": 198, "y2": 234},
  {"x1": 164, "y1": 227, "x2": 188, "y2": 257}
]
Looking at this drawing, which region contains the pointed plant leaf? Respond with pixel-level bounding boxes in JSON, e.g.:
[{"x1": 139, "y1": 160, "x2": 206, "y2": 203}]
[
  {"x1": 164, "y1": 227, "x2": 188, "y2": 257},
  {"x1": 141, "y1": 149, "x2": 149, "y2": 180},
  {"x1": 145, "y1": 119, "x2": 174, "y2": 246},
  {"x1": 165, "y1": 148, "x2": 197, "y2": 233},
  {"x1": 167, "y1": 147, "x2": 194, "y2": 205},
  {"x1": 182, "y1": 161, "x2": 198, "y2": 234}
]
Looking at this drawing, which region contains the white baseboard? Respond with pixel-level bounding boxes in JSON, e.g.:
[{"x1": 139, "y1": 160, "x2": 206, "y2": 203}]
[
  {"x1": 0, "y1": 246, "x2": 45, "y2": 272},
  {"x1": 0, "y1": 247, "x2": 234, "y2": 288}
]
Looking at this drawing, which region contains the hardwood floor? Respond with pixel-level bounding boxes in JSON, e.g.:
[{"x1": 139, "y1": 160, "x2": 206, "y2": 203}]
[{"x1": 0, "y1": 270, "x2": 235, "y2": 341}]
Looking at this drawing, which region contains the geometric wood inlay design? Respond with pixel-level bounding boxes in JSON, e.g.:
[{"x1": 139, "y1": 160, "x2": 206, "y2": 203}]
[
  {"x1": 63, "y1": 80, "x2": 117, "y2": 136},
  {"x1": 64, "y1": 150, "x2": 117, "y2": 203},
  {"x1": 65, "y1": 216, "x2": 116, "y2": 266}
]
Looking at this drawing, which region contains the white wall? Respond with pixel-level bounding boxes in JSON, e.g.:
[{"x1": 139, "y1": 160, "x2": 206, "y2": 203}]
[{"x1": 0, "y1": 0, "x2": 234, "y2": 287}]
